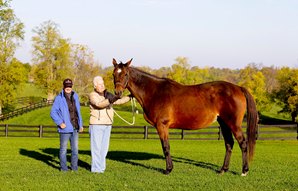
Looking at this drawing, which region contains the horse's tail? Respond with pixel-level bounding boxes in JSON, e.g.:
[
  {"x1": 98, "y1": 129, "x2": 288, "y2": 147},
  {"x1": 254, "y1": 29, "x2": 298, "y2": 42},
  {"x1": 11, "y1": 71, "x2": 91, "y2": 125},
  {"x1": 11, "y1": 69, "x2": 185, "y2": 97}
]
[{"x1": 241, "y1": 87, "x2": 258, "y2": 162}]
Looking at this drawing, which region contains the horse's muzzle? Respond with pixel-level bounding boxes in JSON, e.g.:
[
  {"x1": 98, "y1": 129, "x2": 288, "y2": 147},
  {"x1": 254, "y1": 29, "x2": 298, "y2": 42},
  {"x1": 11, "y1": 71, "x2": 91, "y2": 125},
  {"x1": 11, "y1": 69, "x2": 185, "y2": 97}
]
[
  {"x1": 114, "y1": 89, "x2": 123, "y2": 97},
  {"x1": 115, "y1": 80, "x2": 128, "y2": 97}
]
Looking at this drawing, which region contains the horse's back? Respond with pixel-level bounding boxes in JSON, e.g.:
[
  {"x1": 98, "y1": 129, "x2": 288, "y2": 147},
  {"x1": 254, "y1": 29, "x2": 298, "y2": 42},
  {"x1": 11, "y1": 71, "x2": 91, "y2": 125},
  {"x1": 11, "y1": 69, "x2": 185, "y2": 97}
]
[{"x1": 162, "y1": 81, "x2": 247, "y2": 130}]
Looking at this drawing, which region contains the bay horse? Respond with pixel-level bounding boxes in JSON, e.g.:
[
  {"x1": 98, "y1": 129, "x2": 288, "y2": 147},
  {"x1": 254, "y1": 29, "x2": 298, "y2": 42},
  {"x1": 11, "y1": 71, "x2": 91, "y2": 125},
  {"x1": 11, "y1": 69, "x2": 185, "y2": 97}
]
[{"x1": 112, "y1": 58, "x2": 258, "y2": 176}]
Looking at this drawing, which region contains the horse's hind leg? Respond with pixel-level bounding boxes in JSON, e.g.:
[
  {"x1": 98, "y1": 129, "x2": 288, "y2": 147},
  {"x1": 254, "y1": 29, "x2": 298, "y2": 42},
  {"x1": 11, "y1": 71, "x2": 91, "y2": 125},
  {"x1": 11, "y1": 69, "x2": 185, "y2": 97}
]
[
  {"x1": 234, "y1": 131, "x2": 249, "y2": 176},
  {"x1": 218, "y1": 117, "x2": 234, "y2": 174},
  {"x1": 218, "y1": 117, "x2": 249, "y2": 176}
]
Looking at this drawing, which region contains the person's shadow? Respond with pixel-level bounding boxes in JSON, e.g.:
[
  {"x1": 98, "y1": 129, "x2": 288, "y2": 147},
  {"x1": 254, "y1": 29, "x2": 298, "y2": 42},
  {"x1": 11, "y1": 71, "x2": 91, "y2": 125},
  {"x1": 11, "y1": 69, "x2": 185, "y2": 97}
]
[
  {"x1": 19, "y1": 148, "x2": 60, "y2": 170},
  {"x1": 19, "y1": 148, "x2": 91, "y2": 171}
]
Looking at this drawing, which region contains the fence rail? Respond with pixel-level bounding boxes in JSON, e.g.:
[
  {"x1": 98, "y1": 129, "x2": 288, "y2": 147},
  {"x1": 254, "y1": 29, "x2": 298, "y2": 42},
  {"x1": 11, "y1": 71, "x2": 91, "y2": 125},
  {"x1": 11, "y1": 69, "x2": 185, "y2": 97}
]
[
  {"x1": 0, "y1": 100, "x2": 53, "y2": 121},
  {"x1": 0, "y1": 124, "x2": 297, "y2": 140},
  {"x1": 15, "y1": 97, "x2": 46, "y2": 105}
]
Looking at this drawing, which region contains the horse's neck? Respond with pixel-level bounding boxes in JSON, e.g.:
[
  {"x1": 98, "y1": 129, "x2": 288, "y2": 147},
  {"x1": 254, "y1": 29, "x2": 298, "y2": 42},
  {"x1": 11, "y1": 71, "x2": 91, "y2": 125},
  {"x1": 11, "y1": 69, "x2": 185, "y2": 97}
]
[{"x1": 128, "y1": 68, "x2": 161, "y2": 107}]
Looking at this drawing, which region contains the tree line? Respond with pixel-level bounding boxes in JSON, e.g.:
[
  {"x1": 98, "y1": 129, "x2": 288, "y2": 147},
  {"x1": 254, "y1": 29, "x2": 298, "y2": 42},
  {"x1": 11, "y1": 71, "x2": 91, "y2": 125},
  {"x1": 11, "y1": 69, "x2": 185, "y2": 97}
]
[{"x1": 0, "y1": 0, "x2": 297, "y2": 122}]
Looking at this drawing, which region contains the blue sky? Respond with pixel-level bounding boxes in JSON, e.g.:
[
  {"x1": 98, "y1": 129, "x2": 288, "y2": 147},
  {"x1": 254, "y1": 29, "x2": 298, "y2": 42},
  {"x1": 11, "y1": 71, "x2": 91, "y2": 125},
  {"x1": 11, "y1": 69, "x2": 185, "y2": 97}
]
[{"x1": 11, "y1": 0, "x2": 298, "y2": 69}]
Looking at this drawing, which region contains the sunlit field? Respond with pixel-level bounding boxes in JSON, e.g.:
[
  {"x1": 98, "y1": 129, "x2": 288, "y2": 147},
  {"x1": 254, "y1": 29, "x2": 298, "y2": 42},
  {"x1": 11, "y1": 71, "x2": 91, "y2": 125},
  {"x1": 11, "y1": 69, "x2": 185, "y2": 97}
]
[{"x1": 0, "y1": 137, "x2": 297, "y2": 191}]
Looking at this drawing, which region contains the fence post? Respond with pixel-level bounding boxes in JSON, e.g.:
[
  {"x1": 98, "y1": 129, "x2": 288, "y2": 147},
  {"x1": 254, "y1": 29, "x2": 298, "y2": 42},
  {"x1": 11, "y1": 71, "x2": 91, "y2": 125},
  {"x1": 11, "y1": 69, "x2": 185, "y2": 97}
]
[
  {"x1": 39, "y1": 125, "x2": 43, "y2": 138},
  {"x1": 296, "y1": 123, "x2": 298, "y2": 140},
  {"x1": 144, "y1": 126, "x2": 148, "y2": 139},
  {"x1": 181, "y1": 129, "x2": 185, "y2": 140},
  {"x1": 258, "y1": 124, "x2": 261, "y2": 140},
  {"x1": 256, "y1": 124, "x2": 259, "y2": 140},
  {"x1": 218, "y1": 126, "x2": 221, "y2": 140},
  {"x1": 5, "y1": 124, "x2": 8, "y2": 137}
]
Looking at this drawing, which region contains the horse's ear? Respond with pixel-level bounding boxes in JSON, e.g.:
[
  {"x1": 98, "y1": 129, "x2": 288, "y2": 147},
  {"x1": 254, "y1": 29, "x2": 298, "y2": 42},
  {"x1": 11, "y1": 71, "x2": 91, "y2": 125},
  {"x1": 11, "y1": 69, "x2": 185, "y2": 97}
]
[
  {"x1": 112, "y1": 58, "x2": 118, "y2": 67},
  {"x1": 126, "y1": 58, "x2": 133, "y2": 66}
]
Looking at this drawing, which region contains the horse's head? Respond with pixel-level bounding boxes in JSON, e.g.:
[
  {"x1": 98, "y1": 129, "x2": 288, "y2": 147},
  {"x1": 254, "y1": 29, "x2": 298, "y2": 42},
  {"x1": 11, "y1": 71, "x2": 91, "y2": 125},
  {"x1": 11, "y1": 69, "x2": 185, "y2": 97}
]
[{"x1": 112, "y1": 58, "x2": 133, "y2": 97}]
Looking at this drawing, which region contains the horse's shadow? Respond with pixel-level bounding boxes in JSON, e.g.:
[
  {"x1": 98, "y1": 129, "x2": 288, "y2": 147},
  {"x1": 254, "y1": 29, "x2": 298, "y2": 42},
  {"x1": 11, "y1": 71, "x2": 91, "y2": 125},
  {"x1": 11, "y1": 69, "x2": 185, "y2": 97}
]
[
  {"x1": 19, "y1": 148, "x2": 91, "y2": 171},
  {"x1": 19, "y1": 148, "x2": 236, "y2": 175},
  {"x1": 107, "y1": 151, "x2": 165, "y2": 173},
  {"x1": 106, "y1": 151, "x2": 236, "y2": 175}
]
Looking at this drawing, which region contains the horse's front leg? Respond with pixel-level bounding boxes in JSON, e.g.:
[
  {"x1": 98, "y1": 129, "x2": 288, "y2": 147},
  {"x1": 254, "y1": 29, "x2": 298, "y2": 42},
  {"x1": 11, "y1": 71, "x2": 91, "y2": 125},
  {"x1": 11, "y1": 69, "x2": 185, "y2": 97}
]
[
  {"x1": 160, "y1": 139, "x2": 173, "y2": 174},
  {"x1": 156, "y1": 120, "x2": 173, "y2": 174}
]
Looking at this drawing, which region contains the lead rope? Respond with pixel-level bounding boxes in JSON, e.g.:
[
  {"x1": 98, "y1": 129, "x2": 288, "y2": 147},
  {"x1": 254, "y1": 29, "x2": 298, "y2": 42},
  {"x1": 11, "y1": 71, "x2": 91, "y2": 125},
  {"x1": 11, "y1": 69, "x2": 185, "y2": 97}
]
[{"x1": 113, "y1": 97, "x2": 137, "y2": 125}]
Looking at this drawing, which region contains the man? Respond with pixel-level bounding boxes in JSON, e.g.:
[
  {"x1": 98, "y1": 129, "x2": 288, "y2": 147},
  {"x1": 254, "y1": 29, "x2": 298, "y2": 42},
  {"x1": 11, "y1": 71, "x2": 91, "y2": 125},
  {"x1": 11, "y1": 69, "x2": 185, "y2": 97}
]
[
  {"x1": 50, "y1": 78, "x2": 84, "y2": 171},
  {"x1": 89, "y1": 76, "x2": 130, "y2": 173}
]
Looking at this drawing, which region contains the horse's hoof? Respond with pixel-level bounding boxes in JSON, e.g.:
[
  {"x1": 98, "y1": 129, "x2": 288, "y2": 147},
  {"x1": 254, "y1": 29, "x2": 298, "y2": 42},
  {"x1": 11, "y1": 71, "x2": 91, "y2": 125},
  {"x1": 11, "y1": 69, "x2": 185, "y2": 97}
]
[
  {"x1": 241, "y1": 172, "x2": 248, "y2": 176},
  {"x1": 163, "y1": 170, "x2": 170, "y2": 175},
  {"x1": 163, "y1": 169, "x2": 172, "y2": 175},
  {"x1": 218, "y1": 168, "x2": 228, "y2": 175}
]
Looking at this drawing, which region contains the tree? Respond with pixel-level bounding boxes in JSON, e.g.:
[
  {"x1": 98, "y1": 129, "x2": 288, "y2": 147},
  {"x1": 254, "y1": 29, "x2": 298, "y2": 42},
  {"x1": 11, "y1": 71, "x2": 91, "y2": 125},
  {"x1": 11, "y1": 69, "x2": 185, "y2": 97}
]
[
  {"x1": 261, "y1": 66, "x2": 278, "y2": 94},
  {"x1": 208, "y1": 67, "x2": 239, "y2": 83},
  {"x1": 272, "y1": 67, "x2": 298, "y2": 122},
  {"x1": 102, "y1": 66, "x2": 115, "y2": 91},
  {"x1": 71, "y1": 44, "x2": 102, "y2": 103},
  {"x1": 238, "y1": 63, "x2": 269, "y2": 112},
  {"x1": 31, "y1": 20, "x2": 72, "y2": 100},
  {"x1": 188, "y1": 66, "x2": 211, "y2": 84},
  {"x1": 0, "y1": 0, "x2": 25, "y2": 114},
  {"x1": 0, "y1": 0, "x2": 24, "y2": 63},
  {"x1": 167, "y1": 57, "x2": 191, "y2": 84},
  {"x1": 154, "y1": 66, "x2": 171, "y2": 78}
]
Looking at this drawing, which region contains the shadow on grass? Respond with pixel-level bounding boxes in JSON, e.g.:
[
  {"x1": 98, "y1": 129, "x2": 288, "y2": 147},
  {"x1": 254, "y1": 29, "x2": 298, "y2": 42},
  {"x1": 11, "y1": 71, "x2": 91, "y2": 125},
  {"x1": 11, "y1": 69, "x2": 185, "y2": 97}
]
[
  {"x1": 259, "y1": 113, "x2": 295, "y2": 125},
  {"x1": 107, "y1": 151, "x2": 165, "y2": 173},
  {"x1": 171, "y1": 156, "x2": 237, "y2": 175},
  {"x1": 106, "y1": 151, "x2": 235, "y2": 175},
  {"x1": 19, "y1": 148, "x2": 60, "y2": 170},
  {"x1": 19, "y1": 148, "x2": 236, "y2": 175},
  {"x1": 19, "y1": 148, "x2": 91, "y2": 171}
]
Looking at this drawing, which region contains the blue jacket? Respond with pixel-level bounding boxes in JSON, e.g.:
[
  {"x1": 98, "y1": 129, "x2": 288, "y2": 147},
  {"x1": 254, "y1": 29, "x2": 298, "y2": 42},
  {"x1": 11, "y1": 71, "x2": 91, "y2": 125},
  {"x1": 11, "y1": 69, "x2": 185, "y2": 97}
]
[{"x1": 50, "y1": 90, "x2": 83, "y2": 133}]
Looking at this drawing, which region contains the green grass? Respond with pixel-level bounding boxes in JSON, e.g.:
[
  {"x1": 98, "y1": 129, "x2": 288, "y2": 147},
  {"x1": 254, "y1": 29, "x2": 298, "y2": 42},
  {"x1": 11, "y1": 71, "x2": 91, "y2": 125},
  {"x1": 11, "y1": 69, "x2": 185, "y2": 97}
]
[
  {"x1": 0, "y1": 138, "x2": 297, "y2": 191},
  {"x1": 16, "y1": 83, "x2": 46, "y2": 98}
]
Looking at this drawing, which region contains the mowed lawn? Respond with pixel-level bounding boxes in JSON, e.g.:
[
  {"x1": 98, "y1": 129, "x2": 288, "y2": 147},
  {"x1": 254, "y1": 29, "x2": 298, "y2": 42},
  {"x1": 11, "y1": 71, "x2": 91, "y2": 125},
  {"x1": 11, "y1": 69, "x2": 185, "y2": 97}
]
[{"x1": 0, "y1": 137, "x2": 297, "y2": 191}]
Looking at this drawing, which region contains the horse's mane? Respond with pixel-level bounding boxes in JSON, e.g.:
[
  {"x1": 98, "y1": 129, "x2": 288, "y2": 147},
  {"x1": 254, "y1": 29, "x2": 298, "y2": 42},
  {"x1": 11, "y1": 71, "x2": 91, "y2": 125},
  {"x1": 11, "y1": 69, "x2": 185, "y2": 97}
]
[{"x1": 130, "y1": 66, "x2": 181, "y2": 86}]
